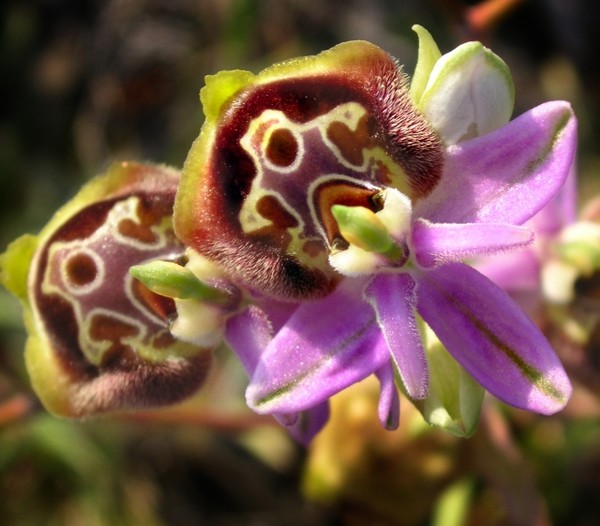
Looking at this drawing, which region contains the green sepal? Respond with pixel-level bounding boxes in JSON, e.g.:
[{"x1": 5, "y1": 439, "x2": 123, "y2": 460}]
[
  {"x1": 410, "y1": 24, "x2": 442, "y2": 106},
  {"x1": 0, "y1": 234, "x2": 38, "y2": 303},
  {"x1": 414, "y1": 321, "x2": 484, "y2": 437},
  {"x1": 201, "y1": 70, "x2": 255, "y2": 123}
]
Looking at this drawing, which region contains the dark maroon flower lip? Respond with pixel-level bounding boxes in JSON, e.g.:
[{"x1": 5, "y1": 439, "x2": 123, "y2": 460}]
[
  {"x1": 174, "y1": 41, "x2": 443, "y2": 301},
  {"x1": 24, "y1": 162, "x2": 211, "y2": 417}
]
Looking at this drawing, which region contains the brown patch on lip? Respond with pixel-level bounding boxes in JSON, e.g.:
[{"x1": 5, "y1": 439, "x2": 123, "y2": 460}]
[
  {"x1": 88, "y1": 312, "x2": 139, "y2": 364},
  {"x1": 65, "y1": 252, "x2": 97, "y2": 287},
  {"x1": 266, "y1": 128, "x2": 298, "y2": 167},
  {"x1": 326, "y1": 113, "x2": 374, "y2": 167},
  {"x1": 246, "y1": 194, "x2": 299, "y2": 252},
  {"x1": 313, "y1": 180, "x2": 380, "y2": 246},
  {"x1": 117, "y1": 195, "x2": 171, "y2": 244}
]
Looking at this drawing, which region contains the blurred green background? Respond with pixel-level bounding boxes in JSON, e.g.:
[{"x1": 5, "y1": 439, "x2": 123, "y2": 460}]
[{"x1": 1, "y1": 1, "x2": 600, "y2": 524}]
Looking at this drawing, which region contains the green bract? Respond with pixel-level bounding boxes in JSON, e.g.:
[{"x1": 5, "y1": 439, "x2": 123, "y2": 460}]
[
  {"x1": 409, "y1": 25, "x2": 442, "y2": 105},
  {"x1": 415, "y1": 324, "x2": 484, "y2": 437}
]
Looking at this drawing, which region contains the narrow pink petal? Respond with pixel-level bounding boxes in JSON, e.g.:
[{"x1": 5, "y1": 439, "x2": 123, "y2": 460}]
[
  {"x1": 365, "y1": 273, "x2": 428, "y2": 399},
  {"x1": 226, "y1": 306, "x2": 329, "y2": 442},
  {"x1": 411, "y1": 219, "x2": 534, "y2": 268},
  {"x1": 284, "y1": 402, "x2": 330, "y2": 446},
  {"x1": 375, "y1": 363, "x2": 400, "y2": 430},
  {"x1": 415, "y1": 101, "x2": 577, "y2": 225},
  {"x1": 225, "y1": 305, "x2": 273, "y2": 375},
  {"x1": 246, "y1": 283, "x2": 389, "y2": 414},
  {"x1": 416, "y1": 263, "x2": 572, "y2": 414}
]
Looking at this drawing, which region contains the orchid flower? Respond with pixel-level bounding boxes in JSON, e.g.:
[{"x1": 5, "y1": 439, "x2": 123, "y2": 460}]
[
  {"x1": 171, "y1": 26, "x2": 576, "y2": 437},
  {"x1": 1, "y1": 27, "x2": 577, "y2": 443},
  {"x1": 0, "y1": 162, "x2": 211, "y2": 416}
]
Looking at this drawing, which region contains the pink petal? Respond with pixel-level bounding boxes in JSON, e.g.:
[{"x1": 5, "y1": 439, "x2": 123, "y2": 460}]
[
  {"x1": 225, "y1": 306, "x2": 329, "y2": 442},
  {"x1": 375, "y1": 363, "x2": 400, "y2": 430},
  {"x1": 411, "y1": 219, "x2": 534, "y2": 268},
  {"x1": 415, "y1": 101, "x2": 577, "y2": 226},
  {"x1": 285, "y1": 401, "x2": 330, "y2": 446},
  {"x1": 225, "y1": 305, "x2": 273, "y2": 375},
  {"x1": 246, "y1": 282, "x2": 389, "y2": 414},
  {"x1": 365, "y1": 273, "x2": 428, "y2": 399},
  {"x1": 415, "y1": 263, "x2": 572, "y2": 414}
]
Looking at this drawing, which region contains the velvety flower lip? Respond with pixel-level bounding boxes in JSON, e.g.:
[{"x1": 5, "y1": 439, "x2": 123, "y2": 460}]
[{"x1": 0, "y1": 162, "x2": 212, "y2": 417}]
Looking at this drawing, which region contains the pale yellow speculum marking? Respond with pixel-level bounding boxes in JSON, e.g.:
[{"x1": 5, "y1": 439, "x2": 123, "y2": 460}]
[
  {"x1": 40, "y1": 196, "x2": 177, "y2": 366},
  {"x1": 239, "y1": 102, "x2": 411, "y2": 269},
  {"x1": 239, "y1": 111, "x2": 306, "y2": 238}
]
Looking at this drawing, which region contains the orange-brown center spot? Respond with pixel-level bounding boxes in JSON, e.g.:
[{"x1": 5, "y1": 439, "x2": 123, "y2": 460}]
[
  {"x1": 256, "y1": 194, "x2": 298, "y2": 229},
  {"x1": 66, "y1": 252, "x2": 98, "y2": 287},
  {"x1": 133, "y1": 278, "x2": 176, "y2": 321},
  {"x1": 266, "y1": 128, "x2": 298, "y2": 167},
  {"x1": 326, "y1": 114, "x2": 374, "y2": 166},
  {"x1": 314, "y1": 181, "x2": 379, "y2": 246},
  {"x1": 118, "y1": 218, "x2": 157, "y2": 243}
]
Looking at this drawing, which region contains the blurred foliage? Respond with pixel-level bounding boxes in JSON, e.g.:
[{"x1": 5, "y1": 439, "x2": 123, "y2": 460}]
[{"x1": 1, "y1": 0, "x2": 600, "y2": 524}]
